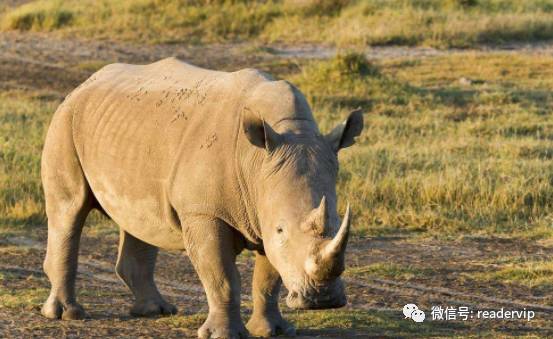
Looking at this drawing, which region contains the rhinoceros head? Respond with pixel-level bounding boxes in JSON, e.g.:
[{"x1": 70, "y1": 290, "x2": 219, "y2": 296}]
[{"x1": 242, "y1": 104, "x2": 363, "y2": 310}]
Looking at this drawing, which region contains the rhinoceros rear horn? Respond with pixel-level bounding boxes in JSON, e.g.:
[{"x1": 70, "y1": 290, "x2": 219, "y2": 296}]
[
  {"x1": 243, "y1": 107, "x2": 282, "y2": 152},
  {"x1": 302, "y1": 196, "x2": 329, "y2": 235}
]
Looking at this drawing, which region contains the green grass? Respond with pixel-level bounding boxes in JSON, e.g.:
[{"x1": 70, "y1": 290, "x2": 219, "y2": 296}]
[
  {"x1": 158, "y1": 309, "x2": 474, "y2": 336},
  {"x1": 156, "y1": 308, "x2": 553, "y2": 336},
  {"x1": 284, "y1": 310, "x2": 471, "y2": 336},
  {"x1": 266, "y1": 0, "x2": 553, "y2": 48},
  {"x1": 0, "y1": 90, "x2": 58, "y2": 228},
  {"x1": 3, "y1": 52, "x2": 553, "y2": 238},
  {"x1": 1, "y1": 0, "x2": 281, "y2": 43},
  {"x1": 0, "y1": 286, "x2": 48, "y2": 310},
  {"x1": 470, "y1": 260, "x2": 553, "y2": 288},
  {"x1": 157, "y1": 313, "x2": 207, "y2": 330},
  {"x1": 1, "y1": 0, "x2": 72, "y2": 31},
  {"x1": 73, "y1": 60, "x2": 113, "y2": 73},
  {"x1": 3, "y1": 0, "x2": 553, "y2": 47},
  {"x1": 290, "y1": 52, "x2": 553, "y2": 237}
]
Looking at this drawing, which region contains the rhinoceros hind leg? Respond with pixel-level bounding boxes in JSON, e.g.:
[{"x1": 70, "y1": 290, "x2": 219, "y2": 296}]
[
  {"x1": 42, "y1": 204, "x2": 90, "y2": 321},
  {"x1": 246, "y1": 253, "x2": 296, "y2": 337},
  {"x1": 182, "y1": 216, "x2": 248, "y2": 339},
  {"x1": 41, "y1": 105, "x2": 94, "y2": 321},
  {"x1": 115, "y1": 230, "x2": 177, "y2": 317}
]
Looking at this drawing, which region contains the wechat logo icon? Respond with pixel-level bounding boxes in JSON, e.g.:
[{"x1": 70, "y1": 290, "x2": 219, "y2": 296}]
[{"x1": 403, "y1": 304, "x2": 425, "y2": 323}]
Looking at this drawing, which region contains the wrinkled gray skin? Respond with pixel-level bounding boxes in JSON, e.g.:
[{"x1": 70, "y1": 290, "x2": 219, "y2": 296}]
[{"x1": 41, "y1": 58, "x2": 364, "y2": 338}]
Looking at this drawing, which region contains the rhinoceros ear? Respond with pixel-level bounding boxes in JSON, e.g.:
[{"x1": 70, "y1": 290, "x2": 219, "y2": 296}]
[
  {"x1": 325, "y1": 108, "x2": 364, "y2": 152},
  {"x1": 243, "y1": 108, "x2": 282, "y2": 152}
]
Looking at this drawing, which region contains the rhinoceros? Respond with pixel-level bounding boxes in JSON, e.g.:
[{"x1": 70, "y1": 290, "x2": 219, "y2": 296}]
[{"x1": 40, "y1": 57, "x2": 364, "y2": 338}]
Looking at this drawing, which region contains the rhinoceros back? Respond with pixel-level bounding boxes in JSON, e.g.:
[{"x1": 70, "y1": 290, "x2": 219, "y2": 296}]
[{"x1": 64, "y1": 58, "x2": 270, "y2": 249}]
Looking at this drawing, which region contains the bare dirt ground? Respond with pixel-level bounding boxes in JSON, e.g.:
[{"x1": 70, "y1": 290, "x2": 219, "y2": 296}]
[
  {"x1": 2, "y1": 31, "x2": 553, "y2": 338},
  {"x1": 3, "y1": 226, "x2": 553, "y2": 337},
  {"x1": 5, "y1": 31, "x2": 553, "y2": 93}
]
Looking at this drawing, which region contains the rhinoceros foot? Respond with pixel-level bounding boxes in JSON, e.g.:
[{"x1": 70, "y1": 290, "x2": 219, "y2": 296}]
[
  {"x1": 130, "y1": 299, "x2": 177, "y2": 317},
  {"x1": 41, "y1": 296, "x2": 86, "y2": 320},
  {"x1": 198, "y1": 313, "x2": 248, "y2": 339},
  {"x1": 246, "y1": 313, "x2": 296, "y2": 337}
]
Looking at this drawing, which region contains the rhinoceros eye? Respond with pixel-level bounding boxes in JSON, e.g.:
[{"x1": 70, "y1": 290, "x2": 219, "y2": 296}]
[{"x1": 276, "y1": 226, "x2": 283, "y2": 234}]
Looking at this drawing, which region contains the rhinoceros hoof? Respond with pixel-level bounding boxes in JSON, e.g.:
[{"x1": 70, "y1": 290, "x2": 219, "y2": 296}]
[
  {"x1": 246, "y1": 314, "x2": 296, "y2": 337},
  {"x1": 42, "y1": 297, "x2": 86, "y2": 320},
  {"x1": 130, "y1": 299, "x2": 177, "y2": 317},
  {"x1": 198, "y1": 314, "x2": 248, "y2": 339}
]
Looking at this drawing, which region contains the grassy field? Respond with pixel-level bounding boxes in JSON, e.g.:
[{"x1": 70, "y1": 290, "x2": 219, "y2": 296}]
[
  {"x1": 4, "y1": 51, "x2": 553, "y2": 239},
  {"x1": 3, "y1": 0, "x2": 553, "y2": 47},
  {"x1": 298, "y1": 52, "x2": 553, "y2": 238},
  {"x1": 2, "y1": 2, "x2": 553, "y2": 336}
]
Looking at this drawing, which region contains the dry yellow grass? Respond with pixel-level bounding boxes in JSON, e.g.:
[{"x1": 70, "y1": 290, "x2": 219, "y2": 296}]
[
  {"x1": 3, "y1": 0, "x2": 553, "y2": 47},
  {"x1": 291, "y1": 52, "x2": 553, "y2": 236},
  {"x1": 2, "y1": 52, "x2": 553, "y2": 239}
]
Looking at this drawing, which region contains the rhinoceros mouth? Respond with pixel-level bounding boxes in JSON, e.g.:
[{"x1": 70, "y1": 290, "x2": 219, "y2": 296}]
[
  {"x1": 286, "y1": 290, "x2": 347, "y2": 310},
  {"x1": 285, "y1": 279, "x2": 347, "y2": 310}
]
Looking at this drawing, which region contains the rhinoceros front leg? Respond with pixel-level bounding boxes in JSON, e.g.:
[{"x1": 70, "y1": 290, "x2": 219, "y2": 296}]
[
  {"x1": 115, "y1": 230, "x2": 177, "y2": 316},
  {"x1": 246, "y1": 253, "x2": 296, "y2": 337},
  {"x1": 182, "y1": 215, "x2": 248, "y2": 339}
]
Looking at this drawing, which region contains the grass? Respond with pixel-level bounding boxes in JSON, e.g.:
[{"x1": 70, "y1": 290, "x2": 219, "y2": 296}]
[
  {"x1": 284, "y1": 310, "x2": 471, "y2": 336},
  {"x1": 158, "y1": 309, "x2": 478, "y2": 336},
  {"x1": 135, "y1": 307, "x2": 553, "y2": 336},
  {"x1": 0, "y1": 90, "x2": 58, "y2": 228},
  {"x1": 1, "y1": 0, "x2": 72, "y2": 31},
  {"x1": 0, "y1": 285, "x2": 48, "y2": 310},
  {"x1": 471, "y1": 260, "x2": 553, "y2": 288},
  {"x1": 1, "y1": 0, "x2": 281, "y2": 43},
  {"x1": 289, "y1": 52, "x2": 553, "y2": 237},
  {"x1": 3, "y1": 0, "x2": 553, "y2": 47},
  {"x1": 3, "y1": 52, "x2": 553, "y2": 238},
  {"x1": 73, "y1": 60, "x2": 113, "y2": 73}
]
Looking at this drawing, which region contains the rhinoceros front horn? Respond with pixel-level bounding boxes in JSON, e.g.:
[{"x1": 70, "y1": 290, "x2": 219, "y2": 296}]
[
  {"x1": 322, "y1": 203, "x2": 351, "y2": 260},
  {"x1": 305, "y1": 203, "x2": 351, "y2": 280},
  {"x1": 310, "y1": 203, "x2": 350, "y2": 280}
]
